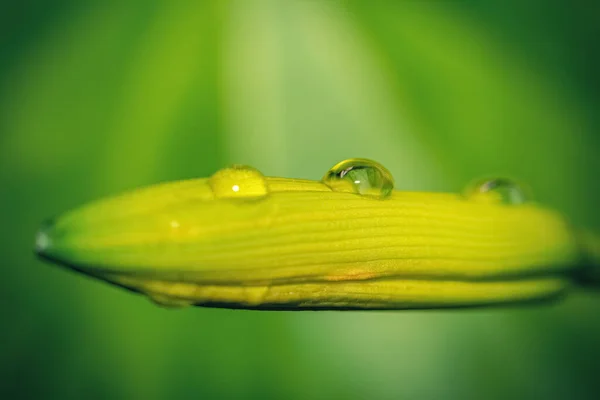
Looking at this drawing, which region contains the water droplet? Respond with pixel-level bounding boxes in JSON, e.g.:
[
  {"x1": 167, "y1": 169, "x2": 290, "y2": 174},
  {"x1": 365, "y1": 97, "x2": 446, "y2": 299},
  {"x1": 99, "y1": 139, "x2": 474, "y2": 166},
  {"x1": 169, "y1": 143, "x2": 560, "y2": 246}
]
[
  {"x1": 464, "y1": 178, "x2": 530, "y2": 205},
  {"x1": 209, "y1": 165, "x2": 268, "y2": 199},
  {"x1": 35, "y1": 218, "x2": 56, "y2": 256},
  {"x1": 322, "y1": 158, "x2": 394, "y2": 198},
  {"x1": 149, "y1": 294, "x2": 192, "y2": 308}
]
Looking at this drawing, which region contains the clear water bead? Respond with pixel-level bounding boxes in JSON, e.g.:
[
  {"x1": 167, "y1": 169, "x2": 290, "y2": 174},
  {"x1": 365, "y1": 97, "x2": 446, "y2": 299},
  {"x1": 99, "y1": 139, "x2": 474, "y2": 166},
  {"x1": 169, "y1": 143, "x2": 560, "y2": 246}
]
[
  {"x1": 322, "y1": 158, "x2": 394, "y2": 199},
  {"x1": 209, "y1": 165, "x2": 268, "y2": 199},
  {"x1": 464, "y1": 178, "x2": 530, "y2": 205}
]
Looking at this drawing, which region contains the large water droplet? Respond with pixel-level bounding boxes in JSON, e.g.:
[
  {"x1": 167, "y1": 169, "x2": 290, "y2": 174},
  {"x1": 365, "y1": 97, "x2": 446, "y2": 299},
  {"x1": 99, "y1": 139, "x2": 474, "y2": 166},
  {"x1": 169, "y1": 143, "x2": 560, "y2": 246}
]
[
  {"x1": 322, "y1": 158, "x2": 394, "y2": 199},
  {"x1": 209, "y1": 165, "x2": 268, "y2": 199},
  {"x1": 464, "y1": 178, "x2": 530, "y2": 205}
]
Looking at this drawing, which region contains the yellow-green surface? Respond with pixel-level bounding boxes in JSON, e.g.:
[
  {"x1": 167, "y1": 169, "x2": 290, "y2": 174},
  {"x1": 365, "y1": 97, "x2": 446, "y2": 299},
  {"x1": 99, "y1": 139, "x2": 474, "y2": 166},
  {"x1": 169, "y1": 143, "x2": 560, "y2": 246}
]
[
  {"x1": 2, "y1": 1, "x2": 600, "y2": 399},
  {"x1": 38, "y1": 167, "x2": 584, "y2": 309}
]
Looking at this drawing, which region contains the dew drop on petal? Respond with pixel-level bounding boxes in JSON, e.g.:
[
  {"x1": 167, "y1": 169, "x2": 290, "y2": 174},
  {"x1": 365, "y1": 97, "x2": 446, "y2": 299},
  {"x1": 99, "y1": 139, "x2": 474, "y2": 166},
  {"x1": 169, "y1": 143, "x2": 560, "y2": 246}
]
[
  {"x1": 464, "y1": 178, "x2": 530, "y2": 205},
  {"x1": 209, "y1": 165, "x2": 268, "y2": 199},
  {"x1": 322, "y1": 158, "x2": 394, "y2": 199},
  {"x1": 148, "y1": 294, "x2": 193, "y2": 308}
]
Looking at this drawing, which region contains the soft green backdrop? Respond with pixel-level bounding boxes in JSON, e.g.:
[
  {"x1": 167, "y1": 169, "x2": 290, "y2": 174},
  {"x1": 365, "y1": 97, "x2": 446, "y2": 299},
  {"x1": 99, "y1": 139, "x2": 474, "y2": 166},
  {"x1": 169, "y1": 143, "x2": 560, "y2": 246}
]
[{"x1": 2, "y1": 1, "x2": 599, "y2": 399}]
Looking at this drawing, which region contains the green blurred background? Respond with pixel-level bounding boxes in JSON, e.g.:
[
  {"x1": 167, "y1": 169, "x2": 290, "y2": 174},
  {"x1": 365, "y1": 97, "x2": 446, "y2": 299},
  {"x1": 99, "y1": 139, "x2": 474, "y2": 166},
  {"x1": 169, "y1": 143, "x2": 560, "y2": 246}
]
[{"x1": 2, "y1": 1, "x2": 600, "y2": 399}]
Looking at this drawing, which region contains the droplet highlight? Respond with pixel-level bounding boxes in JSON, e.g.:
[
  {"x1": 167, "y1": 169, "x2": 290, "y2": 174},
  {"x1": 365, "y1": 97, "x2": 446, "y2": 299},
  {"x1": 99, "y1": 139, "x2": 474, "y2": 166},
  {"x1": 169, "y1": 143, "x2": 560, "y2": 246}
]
[
  {"x1": 209, "y1": 165, "x2": 268, "y2": 199},
  {"x1": 464, "y1": 178, "x2": 530, "y2": 205},
  {"x1": 322, "y1": 158, "x2": 394, "y2": 198}
]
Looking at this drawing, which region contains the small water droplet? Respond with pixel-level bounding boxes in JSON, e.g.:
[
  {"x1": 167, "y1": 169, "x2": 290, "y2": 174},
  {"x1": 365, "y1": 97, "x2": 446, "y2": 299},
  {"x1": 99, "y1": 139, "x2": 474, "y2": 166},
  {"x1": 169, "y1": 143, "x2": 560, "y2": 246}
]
[
  {"x1": 322, "y1": 158, "x2": 394, "y2": 198},
  {"x1": 209, "y1": 165, "x2": 268, "y2": 199},
  {"x1": 35, "y1": 218, "x2": 55, "y2": 256},
  {"x1": 149, "y1": 294, "x2": 192, "y2": 308},
  {"x1": 464, "y1": 178, "x2": 530, "y2": 205}
]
